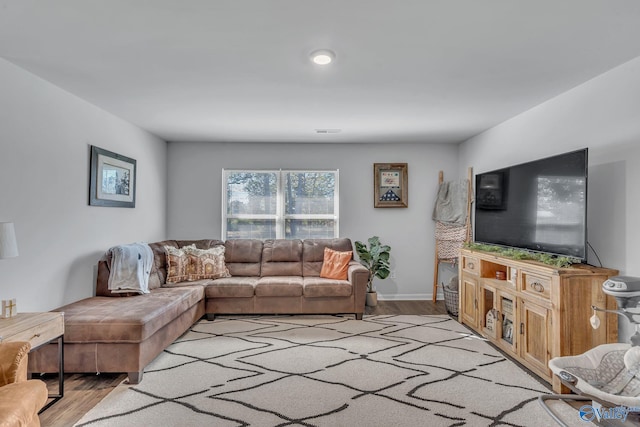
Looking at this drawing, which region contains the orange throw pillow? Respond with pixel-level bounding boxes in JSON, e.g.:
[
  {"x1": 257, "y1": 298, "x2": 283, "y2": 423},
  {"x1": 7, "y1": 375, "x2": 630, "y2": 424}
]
[{"x1": 320, "y1": 247, "x2": 352, "y2": 280}]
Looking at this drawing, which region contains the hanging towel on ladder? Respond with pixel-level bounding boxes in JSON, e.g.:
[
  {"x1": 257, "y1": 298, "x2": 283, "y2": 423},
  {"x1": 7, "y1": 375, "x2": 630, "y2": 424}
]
[{"x1": 432, "y1": 180, "x2": 469, "y2": 226}]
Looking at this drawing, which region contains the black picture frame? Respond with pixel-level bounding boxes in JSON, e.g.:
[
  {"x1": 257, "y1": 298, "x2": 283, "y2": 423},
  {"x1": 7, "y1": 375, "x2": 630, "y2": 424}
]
[{"x1": 89, "y1": 145, "x2": 137, "y2": 208}]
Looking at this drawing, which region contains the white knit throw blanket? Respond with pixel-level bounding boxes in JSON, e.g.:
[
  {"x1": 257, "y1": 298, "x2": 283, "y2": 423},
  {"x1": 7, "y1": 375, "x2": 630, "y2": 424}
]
[{"x1": 108, "y1": 243, "x2": 153, "y2": 294}]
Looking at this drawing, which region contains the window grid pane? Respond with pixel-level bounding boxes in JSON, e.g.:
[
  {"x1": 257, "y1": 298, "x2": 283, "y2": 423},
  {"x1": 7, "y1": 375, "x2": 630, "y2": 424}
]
[
  {"x1": 226, "y1": 219, "x2": 277, "y2": 240},
  {"x1": 226, "y1": 172, "x2": 277, "y2": 215},
  {"x1": 285, "y1": 172, "x2": 336, "y2": 215},
  {"x1": 285, "y1": 219, "x2": 336, "y2": 240}
]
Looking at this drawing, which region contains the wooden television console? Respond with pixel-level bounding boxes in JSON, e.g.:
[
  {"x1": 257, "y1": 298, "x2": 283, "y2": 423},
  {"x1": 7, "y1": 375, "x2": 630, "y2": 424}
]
[{"x1": 458, "y1": 248, "x2": 619, "y2": 393}]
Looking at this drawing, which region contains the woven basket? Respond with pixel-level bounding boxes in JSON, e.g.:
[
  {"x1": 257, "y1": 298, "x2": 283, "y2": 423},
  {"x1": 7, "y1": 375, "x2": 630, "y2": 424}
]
[
  {"x1": 437, "y1": 239, "x2": 465, "y2": 260},
  {"x1": 435, "y1": 222, "x2": 468, "y2": 261},
  {"x1": 435, "y1": 222, "x2": 467, "y2": 241},
  {"x1": 443, "y1": 287, "x2": 459, "y2": 317}
]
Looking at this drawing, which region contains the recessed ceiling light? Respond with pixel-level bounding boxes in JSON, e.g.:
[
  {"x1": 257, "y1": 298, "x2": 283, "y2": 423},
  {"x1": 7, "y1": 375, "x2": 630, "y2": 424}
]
[{"x1": 310, "y1": 49, "x2": 335, "y2": 65}]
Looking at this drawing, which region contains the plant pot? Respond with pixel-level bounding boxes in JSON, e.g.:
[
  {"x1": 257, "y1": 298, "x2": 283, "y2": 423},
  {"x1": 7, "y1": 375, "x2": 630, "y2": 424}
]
[{"x1": 366, "y1": 291, "x2": 378, "y2": 307}]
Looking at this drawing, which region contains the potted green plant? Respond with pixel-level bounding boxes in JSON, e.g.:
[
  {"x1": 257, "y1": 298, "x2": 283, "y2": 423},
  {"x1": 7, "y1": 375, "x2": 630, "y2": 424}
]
[{"x1": 355, "y1": 236, "x2": 391, "y2": 307}]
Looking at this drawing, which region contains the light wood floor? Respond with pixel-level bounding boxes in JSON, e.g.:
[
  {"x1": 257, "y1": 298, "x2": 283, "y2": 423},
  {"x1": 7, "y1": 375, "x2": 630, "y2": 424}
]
[{"x1": 39, "y1": 300, "x2": 448, "y2": 427}]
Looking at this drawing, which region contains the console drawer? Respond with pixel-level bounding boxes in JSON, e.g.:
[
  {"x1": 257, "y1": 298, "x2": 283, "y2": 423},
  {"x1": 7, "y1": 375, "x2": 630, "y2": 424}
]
[
  {"x1": 522, "y1": 272, "x2": 551, "y2": 300},
  {"x1": 0, "y1": 313, "x2": 64, "y2": 349},
  {"x1": 462, "y1": 256, "x2": 479, "y2": 275}
]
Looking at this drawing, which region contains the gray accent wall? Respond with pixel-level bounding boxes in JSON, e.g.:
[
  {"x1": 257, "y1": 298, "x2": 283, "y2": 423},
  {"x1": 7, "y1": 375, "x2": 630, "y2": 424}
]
[
  {"x1": 459, "y1": 56, "x2": 640, "y2": 341},
  {"x1": 0, "y1": 59, "x2": 167, "y2": 311},
  {"x1": 167, "y1": 141, "x2": 459, "y2": 300}
]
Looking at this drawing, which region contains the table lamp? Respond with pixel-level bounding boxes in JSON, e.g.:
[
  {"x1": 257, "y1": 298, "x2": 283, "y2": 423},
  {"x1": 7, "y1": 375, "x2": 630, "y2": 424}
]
[
  {"x1": 0, "y1": 222, "x2": 19, "y2": 259},
  {"x1": 0, "y1": 222, "x2": 18, "y2": 318}
]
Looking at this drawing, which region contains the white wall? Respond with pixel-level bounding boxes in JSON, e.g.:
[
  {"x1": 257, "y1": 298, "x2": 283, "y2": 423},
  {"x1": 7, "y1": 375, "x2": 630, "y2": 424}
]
[
  {"x1": 459, "y1": 55, "x2": 640, "y2": 340},
  {"x1": 0, "y1": 59, "x2": 167, "y2": 311},
  {"x1": 167, "y1": 142, "x2": 458, "y2": 300}
]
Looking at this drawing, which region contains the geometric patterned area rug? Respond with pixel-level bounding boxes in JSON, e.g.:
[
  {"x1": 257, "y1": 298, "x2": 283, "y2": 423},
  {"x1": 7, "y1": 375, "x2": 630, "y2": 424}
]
[{"x1": 74, "y1": 315, "x2": 574, "y2": 427}]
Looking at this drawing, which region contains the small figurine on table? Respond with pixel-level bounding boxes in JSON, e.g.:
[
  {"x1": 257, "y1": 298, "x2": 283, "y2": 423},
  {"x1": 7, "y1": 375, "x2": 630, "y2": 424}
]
[{"x1": 1, "y1": 299, "x2": 16, "y2": 318}]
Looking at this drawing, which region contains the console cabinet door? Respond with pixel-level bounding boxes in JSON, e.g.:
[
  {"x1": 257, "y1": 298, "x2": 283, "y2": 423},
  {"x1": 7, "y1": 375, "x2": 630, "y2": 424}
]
[
  {"x1": 519, "y1": 298, "x2": 552, "y2": 378},
  {"x1": 460, "y1": 275, "x2": 478, "y2": 328},
  {"x1": 496, "y1": 290, "x2": 517, "y2": 356},
  {"x1": 479, "y1": 284, "x2": 497, "y2": 339}
]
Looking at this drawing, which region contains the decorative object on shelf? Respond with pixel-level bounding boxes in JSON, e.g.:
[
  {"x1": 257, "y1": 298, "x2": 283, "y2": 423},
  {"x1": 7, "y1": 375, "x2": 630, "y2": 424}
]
[
  {"x1": 495, "y1": 271, "x2": 506, "y2": 280},
  {"x1": 501, "y1": 297, "x2": 514, "y2": 344},
  {"x1": 1, "y1": 298, "x2": 16, "y2": 318},
  {"x1": 464, "y1": 242, "x2": 579, "y2": 268},
  {"x1": 509, "y1": 267, "x2": 518, "y2": 283},
  {"x1": 89, "y1": 145, "x2": 137, "y2": 208},
  {"x1": 373, "y1": 163, "x2": 408, "y2": 208},
  {"x1": 355, "y1": 236, "x2": 391, "y2": 307},
  {"x1": 0, "y1": 222, "x2": 19, "y2": 259},
  {"x1": 486, "y1": 308, "x2": 498, "y2": 333}
]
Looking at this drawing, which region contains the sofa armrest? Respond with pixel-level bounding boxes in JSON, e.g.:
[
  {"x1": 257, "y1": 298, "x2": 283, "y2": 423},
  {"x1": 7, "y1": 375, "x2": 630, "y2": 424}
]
[
  {"x1": 348, "y1": 261, "x2": 370, "y2": 312},
  {"x1": 0, "y1": 342, "x2": 30, "y2": 387}
]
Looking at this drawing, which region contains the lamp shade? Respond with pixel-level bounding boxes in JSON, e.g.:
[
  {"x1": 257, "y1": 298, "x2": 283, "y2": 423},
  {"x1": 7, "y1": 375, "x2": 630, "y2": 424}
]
[{"x1": 0, "y1": 222, "x2": 19, "y2": 259}]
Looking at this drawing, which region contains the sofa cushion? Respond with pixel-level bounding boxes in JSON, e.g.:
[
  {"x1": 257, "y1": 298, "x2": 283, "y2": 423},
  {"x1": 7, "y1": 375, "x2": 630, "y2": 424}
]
[
  {"x1": 184, "y1": 246, "x2": 231, "y2": 281},
  {"x1": 303, "y1": 277, "x2": 352, "y2": 297},
  {"x1": 165, "y1": 246, "x2": 192, "y2": 283},
  {"x1": 54, "y1": 287, "x2": 204, "y2": 343},
  {"x1": 303, "y1": 238, "x2": 354, "y2": 277},
  {"x1": 149, "y1": 240, "x2": 224, "y2": 285},
  {"x1": 162, "y1": 279, "x2": 214, "y2": 288},
  {"x1": 261, "y1": 239, "x2": 303, "y2": 277},
  {"x1": 148, "y1": 240, "x2": 178, "y2": 287},
  {"x1": 255, "y1": 276, "x2": 303, "y2": 297},
  {"x1": 206, "y1": 277, "x2": 258, "y2": 298},
  {"x1": 176, "y1": 239, "x2": 224, "y2": 250},
  {"x1": 225, "y1": 239, "x2": 263, "y2": 276},
  {"x1": 320, "y1": 247, "x2": 352, "y2": 280}
]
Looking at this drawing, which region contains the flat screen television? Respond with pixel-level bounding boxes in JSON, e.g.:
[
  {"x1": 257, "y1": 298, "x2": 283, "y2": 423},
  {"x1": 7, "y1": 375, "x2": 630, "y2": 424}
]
[{"x1": 474, "y1": 148, "x2": 588, "y2": 261}]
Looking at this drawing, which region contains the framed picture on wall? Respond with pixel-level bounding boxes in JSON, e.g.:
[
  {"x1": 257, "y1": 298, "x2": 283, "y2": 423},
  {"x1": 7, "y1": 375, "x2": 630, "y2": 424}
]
[
  {"x1": 89, "y1": 145, "x2": 137, "y2": 208},
  {"x1": 374, "y1": 163, "x2": 408, "y2": 208}
]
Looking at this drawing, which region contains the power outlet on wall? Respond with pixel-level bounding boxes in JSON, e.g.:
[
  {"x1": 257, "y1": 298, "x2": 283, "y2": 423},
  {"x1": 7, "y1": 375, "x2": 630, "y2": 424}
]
[{"x1": 389, "y1": 270, "x2": 396, "y2": 279}]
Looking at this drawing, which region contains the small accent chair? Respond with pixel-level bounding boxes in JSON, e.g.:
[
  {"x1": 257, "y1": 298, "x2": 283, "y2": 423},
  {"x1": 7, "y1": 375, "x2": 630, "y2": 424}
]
[{"x1": 0, "y1": 341, "x2": 49, "y2": 427}]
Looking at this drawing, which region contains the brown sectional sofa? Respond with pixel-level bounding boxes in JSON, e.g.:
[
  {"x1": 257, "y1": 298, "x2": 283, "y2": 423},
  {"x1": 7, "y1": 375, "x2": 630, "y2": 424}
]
[{"x1": 29, "y1": 238, "x2": 369, "y2": 383}]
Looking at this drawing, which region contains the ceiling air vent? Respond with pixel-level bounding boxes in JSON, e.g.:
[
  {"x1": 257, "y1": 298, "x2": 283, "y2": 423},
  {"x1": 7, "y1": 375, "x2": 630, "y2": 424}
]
[{"x1": 315, "y1": 129, "x2": 342, "y2": 134}]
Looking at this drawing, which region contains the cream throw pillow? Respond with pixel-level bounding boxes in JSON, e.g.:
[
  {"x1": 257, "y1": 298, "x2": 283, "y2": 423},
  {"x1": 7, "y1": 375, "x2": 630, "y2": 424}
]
[
  {"x1": 165, "y1": 245, "x2": 191, "y2": 283},
  {"x1": 183, "y1": 245, "x2": 231, "y2": 281}
]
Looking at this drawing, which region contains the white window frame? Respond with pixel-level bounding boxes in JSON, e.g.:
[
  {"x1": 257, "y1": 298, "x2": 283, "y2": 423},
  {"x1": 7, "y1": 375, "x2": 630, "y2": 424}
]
[{"x1": 222, "y1": 169, "x2": 339, "y2": 239}]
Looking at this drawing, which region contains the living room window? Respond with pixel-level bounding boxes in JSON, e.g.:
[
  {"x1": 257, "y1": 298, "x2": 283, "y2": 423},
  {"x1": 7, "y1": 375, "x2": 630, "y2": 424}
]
[{"x1": 222, "y1": 169, "x2": 339, "y2": 239}]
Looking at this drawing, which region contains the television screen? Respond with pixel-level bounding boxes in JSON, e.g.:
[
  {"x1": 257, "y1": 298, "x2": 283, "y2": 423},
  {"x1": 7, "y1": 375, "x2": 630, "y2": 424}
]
[{"x1": 474, "y1": 149, "x2": 588, "y2": 261}]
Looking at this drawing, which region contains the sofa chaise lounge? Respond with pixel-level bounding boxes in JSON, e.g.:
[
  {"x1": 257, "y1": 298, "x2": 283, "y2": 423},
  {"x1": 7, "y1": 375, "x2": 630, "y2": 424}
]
[{"x1": 29, "y1": 238, "x2": 369, "y2": 383}]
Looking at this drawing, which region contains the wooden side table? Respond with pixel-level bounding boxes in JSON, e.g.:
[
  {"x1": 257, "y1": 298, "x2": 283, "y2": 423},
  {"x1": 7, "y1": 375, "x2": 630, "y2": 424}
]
[{"x1": 0, "y1": 312, "x2": 65, "y2": 411}]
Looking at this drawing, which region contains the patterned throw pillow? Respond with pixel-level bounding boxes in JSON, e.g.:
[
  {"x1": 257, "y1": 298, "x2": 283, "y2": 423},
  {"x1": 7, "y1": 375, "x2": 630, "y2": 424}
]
[
  {"x1": 165, "y1": 246, "x2": 191, "y2": 283},
  {"x1": 183, "y1": 245, "x2": 231, "y2": 281},
  {"x1": 320, "y1": 247, "x2": 352, "y2": 280}
]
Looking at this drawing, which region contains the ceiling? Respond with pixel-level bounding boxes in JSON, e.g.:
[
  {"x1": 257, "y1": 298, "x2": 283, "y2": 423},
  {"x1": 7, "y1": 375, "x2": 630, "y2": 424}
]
[{"x1": 2, "y1": 1, "x2": 640, "y2": 144}]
